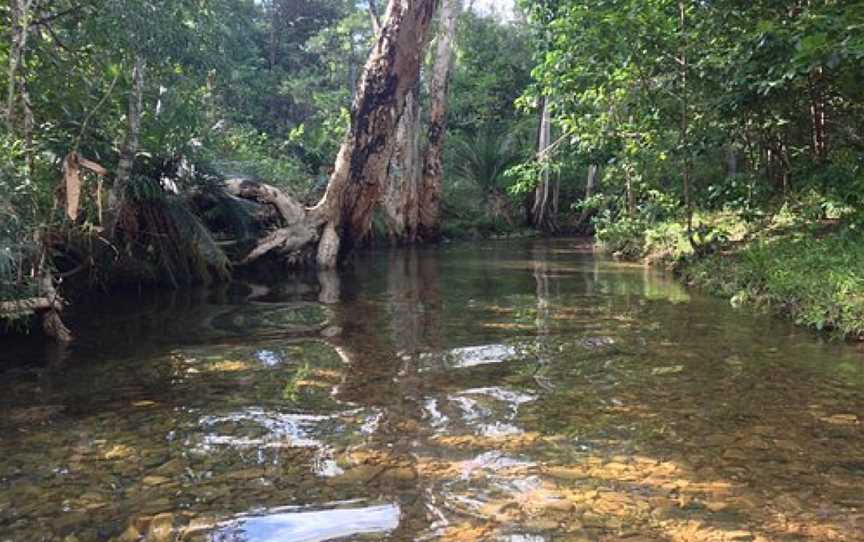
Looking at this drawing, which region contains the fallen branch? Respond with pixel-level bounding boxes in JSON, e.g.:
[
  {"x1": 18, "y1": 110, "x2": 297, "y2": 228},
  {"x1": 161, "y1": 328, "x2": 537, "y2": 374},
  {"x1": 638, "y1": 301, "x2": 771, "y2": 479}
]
[
  {"x1": 1, "y1": 273, "x2": 72, "y2": 342},
  {"x1": 0, "y1": 296, "x2": 58, "y2": 314}
]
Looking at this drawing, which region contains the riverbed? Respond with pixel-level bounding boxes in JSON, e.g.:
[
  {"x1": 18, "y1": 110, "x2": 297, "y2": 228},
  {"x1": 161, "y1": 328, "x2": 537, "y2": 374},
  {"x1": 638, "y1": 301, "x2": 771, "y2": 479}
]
[{"x1": 1, "y1": 239, "x2": 863, "y2": 541}]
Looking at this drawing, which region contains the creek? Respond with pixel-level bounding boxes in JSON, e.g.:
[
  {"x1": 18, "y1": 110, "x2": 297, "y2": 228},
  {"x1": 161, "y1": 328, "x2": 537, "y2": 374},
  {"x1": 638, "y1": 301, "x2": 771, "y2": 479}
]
[{"x1": 1, "y1": 239, "x2": 863, "y2": 541}]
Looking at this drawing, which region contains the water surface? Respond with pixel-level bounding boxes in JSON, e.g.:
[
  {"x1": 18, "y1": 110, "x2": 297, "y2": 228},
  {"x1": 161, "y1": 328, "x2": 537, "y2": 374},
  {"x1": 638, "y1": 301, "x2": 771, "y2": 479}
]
[{"x1": 1, "y1": 239, "x2": 863, "y2": 541}]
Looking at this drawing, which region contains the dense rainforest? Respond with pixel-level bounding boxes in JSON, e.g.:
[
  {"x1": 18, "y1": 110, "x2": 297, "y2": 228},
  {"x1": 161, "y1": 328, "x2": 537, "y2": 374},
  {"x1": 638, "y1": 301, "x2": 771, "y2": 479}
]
[
  {"x1": 3, "y1": 3, "x2": 864, "y2": 542},
  {"x1": 1, "y1": 0, "x2": 863, "y2": 338}
]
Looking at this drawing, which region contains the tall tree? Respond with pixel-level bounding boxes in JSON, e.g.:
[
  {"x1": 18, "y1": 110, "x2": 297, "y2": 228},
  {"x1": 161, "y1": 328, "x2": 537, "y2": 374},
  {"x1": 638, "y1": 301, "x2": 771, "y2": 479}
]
[
  {"x1": 418, "y1": 0, "x2": 461, "y2": 241},
  {"x1": 382, "y1": 85, "x2": 423, "y2": 242},
  {"x1": 243, "y1": 0, "x2": 441, "y2": 268}
]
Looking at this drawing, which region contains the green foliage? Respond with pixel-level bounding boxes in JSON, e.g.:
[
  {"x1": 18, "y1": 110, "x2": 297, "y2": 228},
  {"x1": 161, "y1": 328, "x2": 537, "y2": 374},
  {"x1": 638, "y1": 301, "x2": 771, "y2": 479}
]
[
  {"x1": 443, "y1": 7, "x2": 535, "y2": 216},
  {"x1": 0, "y1": 131, "x2": 41, "y2": 305},
  {"x1": 449, "y1": 123, "x2": 530, "y2": 194},
  {"x1": 593, "y1": 214, "x2": 648, "y2": 259},
  {"x1": 116, "y1": 181, "x2": 231, "y2": 288},
  {"x1": 516, "y1": 0, "x2": 864, "y2": 238},
  {"x1": 449, "y1": 10, "x2": 534, "y2": 131},
  {"x1": 205, "y1": 125, "x2": 306, "y2": 192},
  {"x1": 644, "y1": 221, "x2": 692, "y2": 262},
  {"x1": 684, "y1": 226, "x2": 864, "y2": 339}
]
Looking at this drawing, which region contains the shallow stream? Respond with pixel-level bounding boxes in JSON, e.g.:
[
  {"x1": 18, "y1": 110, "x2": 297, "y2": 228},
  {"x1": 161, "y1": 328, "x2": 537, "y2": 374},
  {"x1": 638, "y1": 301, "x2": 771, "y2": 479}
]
[{"x1": 1, "y1": 239, "x2": 863, "y2": 541}]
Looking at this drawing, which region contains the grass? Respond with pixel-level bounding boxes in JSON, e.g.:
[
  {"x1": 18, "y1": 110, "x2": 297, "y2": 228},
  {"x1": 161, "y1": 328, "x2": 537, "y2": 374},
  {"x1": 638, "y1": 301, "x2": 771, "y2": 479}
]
[
  {"x1": 680, "y1": 225, "x2": 864, "y2": 339},
  {"x1": 599, "y1": 211, "x2": 864, "y2": 340}
]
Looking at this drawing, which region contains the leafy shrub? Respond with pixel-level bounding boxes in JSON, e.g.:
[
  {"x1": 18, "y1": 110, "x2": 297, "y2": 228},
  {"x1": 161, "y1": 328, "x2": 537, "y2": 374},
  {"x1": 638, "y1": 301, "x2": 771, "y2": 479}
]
[
  {"x1": 593, "y1": 212, "x2": 647, "y2": 259},
  {"x1": 644, "y1": 221, "x2": 691, "y2": 262}
]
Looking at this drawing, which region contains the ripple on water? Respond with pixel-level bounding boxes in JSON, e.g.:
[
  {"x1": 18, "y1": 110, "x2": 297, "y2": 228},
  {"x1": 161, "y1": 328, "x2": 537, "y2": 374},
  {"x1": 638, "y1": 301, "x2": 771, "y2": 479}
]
[
  {"x1": 190, "y1": 407, "x2": 376, "y2": 477},
  {"x1": 417, "y1": 343, "x2": 520, "y2": 372},
  {"x1": 2, "y1": 240, "x2": 864, "y2": 542}
]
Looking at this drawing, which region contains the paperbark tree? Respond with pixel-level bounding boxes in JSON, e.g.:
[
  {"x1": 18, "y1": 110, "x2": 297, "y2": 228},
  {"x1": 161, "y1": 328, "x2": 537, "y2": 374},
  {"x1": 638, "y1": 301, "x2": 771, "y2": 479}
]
[
  {"x1": 241, "y1": 0, "x2": 440, "y2": 268},
  {"x1": 418, "y1": 0, "x2": 460, "y2": 242},
  {"x1": 382, "y1": 86, "x2": 422, "y2": 242}
]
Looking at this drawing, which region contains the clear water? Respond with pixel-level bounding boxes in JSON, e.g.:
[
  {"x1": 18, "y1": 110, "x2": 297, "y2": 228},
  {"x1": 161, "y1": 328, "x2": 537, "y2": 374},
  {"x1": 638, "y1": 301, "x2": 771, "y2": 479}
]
[{"x1": 1, "y1": 239, "x2": 863, "y2": 541}]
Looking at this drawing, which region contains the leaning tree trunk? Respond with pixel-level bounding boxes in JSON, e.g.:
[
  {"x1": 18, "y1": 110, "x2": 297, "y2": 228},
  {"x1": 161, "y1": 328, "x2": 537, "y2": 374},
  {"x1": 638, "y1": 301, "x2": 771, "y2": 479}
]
[
  {"x1": 418, "y1": 0, "x2": 461, "y2": 242},
  {"x1": 242, "y1": 0, "x2": 440, "y2": 269},
  {"x1": 106, "y1": 55, "x2": 146, "y2": 236}
]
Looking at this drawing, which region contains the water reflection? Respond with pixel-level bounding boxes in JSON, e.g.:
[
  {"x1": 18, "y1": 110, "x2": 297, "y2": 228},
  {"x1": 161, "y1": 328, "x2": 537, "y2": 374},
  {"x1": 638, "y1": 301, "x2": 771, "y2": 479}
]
[
  {"x1": 0, "y1": 239, "x2": 863, "y2": 541},
  {"x1": 213, "y1": 502, "x2": 400, "y2": 542}
]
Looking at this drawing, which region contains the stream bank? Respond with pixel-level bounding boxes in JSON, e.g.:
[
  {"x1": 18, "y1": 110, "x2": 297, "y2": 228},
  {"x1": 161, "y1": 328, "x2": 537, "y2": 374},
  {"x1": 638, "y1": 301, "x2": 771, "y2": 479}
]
[{"x1": 599, "y1": 214, "x2": 864, "y2": 342}]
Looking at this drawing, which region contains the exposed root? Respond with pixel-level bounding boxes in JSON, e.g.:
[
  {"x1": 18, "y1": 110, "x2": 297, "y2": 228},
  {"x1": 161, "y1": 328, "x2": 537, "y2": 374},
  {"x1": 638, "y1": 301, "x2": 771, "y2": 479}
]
[
  {"x1": 241, "y1": 222, "x2": 319, "y2": 265},
  {"x1": 223, "y1": 179, "x2": 305, "y2": 225}
]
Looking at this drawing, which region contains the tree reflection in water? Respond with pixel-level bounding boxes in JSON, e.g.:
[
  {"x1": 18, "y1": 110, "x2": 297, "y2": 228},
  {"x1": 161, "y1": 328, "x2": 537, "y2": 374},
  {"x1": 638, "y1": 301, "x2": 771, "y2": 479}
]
[{"x1": 0, "y1": 240, "x2": 862, "y2": 541}]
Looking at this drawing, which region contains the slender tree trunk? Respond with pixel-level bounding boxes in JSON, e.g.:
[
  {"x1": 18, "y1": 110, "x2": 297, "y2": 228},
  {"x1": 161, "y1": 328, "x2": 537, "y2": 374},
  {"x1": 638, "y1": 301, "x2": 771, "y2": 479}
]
[
  {"x1": 809, "y1": 66, "x2": 828, "y2": 161},
  {"x1": 21, "y1": 83, "x2": 34, "y2": 183},
  {"x1": 348, "y1": 31, "x2": 358, "y2": 100},
  {"x1": 576, "y1": 164, "x2": 597, "y2": 227},
  {"x1": 780, "y1": 138, "x2": 792, "y2": 196},
  {"x1": 532, "y1": 96, "x2": 558, "y2": 232},
  {"x1": 368, "y1": 0, "x2": 383, "y2": 33},
  {"x1": 107, "y1": 55, "x2": 146, "y2": 236},
  {"x1": 269, "y1": 0, "x2": 280, "y2": 70},
  {"x1": 5, "y1": 0, "x2": 33, "y2": 126},
  {"x1": 679, "y1": 1, "x2": 693, "y2": 236},
  {"x1": 726, "y1": 146, "x2": 738, "y2": 178},
  {"x1": 625, "y1": 165, "x2": 636, "y2": 219},
  {"x1": 418, "y1": 0, "x2": 460, "y2": 242}
]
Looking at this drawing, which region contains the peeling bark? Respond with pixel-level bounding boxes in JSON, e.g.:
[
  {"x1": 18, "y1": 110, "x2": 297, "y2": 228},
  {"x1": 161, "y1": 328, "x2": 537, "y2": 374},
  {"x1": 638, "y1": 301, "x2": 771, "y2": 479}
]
[
  {"x1": 240, "y1": 0, "x2": 440, "y2": 269},
  {"x1": 418, "y1": 0, "x2": 460, "y2": 242},
  {"x1": 382, "y1": 86, "x2": 422, "y2": 242},
  {"x1": 312, "y1": 0, "x2": 439, "y2": 258}
]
